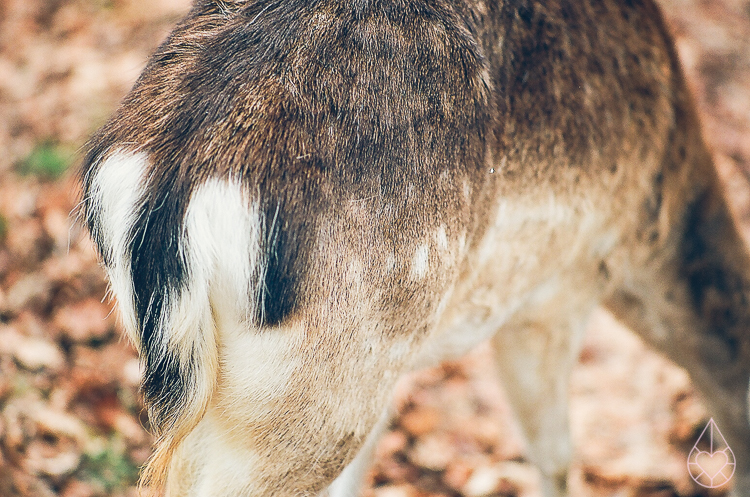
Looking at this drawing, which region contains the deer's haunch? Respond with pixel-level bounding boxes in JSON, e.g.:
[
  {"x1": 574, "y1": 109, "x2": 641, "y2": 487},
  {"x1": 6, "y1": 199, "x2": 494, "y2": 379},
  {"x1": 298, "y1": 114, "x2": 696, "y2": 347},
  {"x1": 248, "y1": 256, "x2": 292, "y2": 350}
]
[{"x1": 80, "y1": 1, "x2": 750, "y2": 495}]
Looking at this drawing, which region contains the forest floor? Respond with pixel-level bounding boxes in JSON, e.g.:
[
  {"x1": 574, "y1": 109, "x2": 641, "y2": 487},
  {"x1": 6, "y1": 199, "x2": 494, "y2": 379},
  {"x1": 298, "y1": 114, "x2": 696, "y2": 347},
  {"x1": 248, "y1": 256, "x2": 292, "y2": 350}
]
[{"x1": 0, "y1": 0, "x2": 749, "y2": 496}]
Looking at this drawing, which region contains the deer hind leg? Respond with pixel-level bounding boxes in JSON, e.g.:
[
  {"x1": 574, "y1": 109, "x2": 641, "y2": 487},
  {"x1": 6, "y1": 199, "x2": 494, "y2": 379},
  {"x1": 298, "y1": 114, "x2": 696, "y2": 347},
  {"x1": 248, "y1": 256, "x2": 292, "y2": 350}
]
[
  {"x1": 321, "y1": 407, "x2": 391, "y2": 497},
  {"x1": 165, "y1": 349, "x2": 397, "y2": 497},
  {"x1": 604, "y1": 151, "x2": 750, "y2": 495},
  {"x1": 491, "y1": 306, "x2": 593, "y2": 497}
]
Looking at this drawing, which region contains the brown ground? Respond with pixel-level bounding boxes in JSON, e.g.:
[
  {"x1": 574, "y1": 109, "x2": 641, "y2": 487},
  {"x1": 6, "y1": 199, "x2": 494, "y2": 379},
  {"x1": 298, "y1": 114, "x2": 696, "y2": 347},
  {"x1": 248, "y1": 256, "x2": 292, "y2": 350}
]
[{"x1": 0, "y1": 1, "x2": 748, "y2": 496}]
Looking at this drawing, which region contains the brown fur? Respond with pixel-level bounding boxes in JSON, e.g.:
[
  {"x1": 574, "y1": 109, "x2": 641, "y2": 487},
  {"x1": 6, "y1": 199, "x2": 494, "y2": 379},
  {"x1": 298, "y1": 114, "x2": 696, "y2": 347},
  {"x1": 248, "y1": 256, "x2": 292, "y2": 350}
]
[{"x1": 80, "y1": 0, "x2": 750, "y2": 495}]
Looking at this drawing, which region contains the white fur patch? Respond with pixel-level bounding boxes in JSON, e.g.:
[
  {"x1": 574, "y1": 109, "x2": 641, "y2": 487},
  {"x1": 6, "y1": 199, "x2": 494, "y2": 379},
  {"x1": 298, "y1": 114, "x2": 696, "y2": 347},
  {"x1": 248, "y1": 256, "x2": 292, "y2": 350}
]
[
  {"x1": 168, "y1": 177, "x2": 263, "y2": 365},
  {"x1": 463, "y1": 180, "x2": 472, "y2": 200},
  {"x1": 384, "y1": 254, "x2": 397, "y2": 274},
  {"x1": 88, "y1": 150, "x2": 148, "y2": 346},
  {"x1": 183, "y1": 178, "x2": 262, "y2": 321},
  {"x1": 457, "y1": 233, "x2": 467, "y2": 255},
  {"x1": 494, "y1": 194, "x2": 575, "y2": 229},
  {"x1": 410, "y1": 244, "x2": 429, "y2": 279},
  {"x1": 346, "y1": 258, "x2": 365, "y2": 285},
  {"x1": 435, "y1": 226, "x2": 449, "y2": 252}
]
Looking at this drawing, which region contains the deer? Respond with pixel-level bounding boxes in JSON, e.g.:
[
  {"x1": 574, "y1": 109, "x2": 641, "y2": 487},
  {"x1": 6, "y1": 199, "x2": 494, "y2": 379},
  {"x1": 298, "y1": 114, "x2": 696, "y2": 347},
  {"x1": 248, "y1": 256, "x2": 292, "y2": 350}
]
[{"x1": 79, "y1": 0, "x2": 750, "y2": 495}]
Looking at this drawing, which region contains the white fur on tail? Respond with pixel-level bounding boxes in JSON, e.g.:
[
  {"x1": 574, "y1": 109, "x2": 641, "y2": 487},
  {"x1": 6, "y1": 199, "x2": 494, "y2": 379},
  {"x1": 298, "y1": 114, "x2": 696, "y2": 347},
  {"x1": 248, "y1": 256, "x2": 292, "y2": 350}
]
[
  {"x1": 87, "y1": 151, "x2": 148, "y2": 343},
  {"x1": 90, "y1": 152, "x2": 264, "y2": 484}
]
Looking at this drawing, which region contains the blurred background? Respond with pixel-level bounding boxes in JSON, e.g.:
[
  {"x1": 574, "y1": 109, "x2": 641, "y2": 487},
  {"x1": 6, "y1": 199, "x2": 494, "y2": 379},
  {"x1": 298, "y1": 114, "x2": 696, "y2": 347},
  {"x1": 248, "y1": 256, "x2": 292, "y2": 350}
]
[{"x1": 0, "y1": 0, "x2": 748, "y2": 496}]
